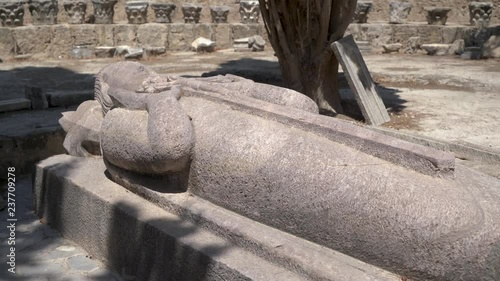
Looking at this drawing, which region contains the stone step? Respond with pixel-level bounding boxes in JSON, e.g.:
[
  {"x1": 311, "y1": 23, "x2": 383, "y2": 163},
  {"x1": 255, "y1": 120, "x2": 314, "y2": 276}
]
[
  {"x1": 0, "y1": 98, "x2": 31, "y2": 113},
  {"x1": 46, "y1": 90, "x2": 94, "y2": 107}
]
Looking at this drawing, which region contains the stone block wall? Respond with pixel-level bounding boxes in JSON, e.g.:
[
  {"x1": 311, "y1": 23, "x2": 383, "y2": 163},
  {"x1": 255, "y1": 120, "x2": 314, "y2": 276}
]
[{"x1": 0, "y1": 23, "x2": 268, "y2": 59}]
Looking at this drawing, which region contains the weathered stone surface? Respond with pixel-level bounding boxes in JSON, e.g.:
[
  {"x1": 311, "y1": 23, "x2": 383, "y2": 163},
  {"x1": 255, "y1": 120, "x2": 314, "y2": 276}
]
[
  {"x1": 49, "y1": 24, "x2": 72, "y2": 58},
  {"x1": 234, "y1": 35, "x2": 265, "y2": 52},
  {"x1": 461, "y1": 46, "x2": 483, "y2": 59},
  {"x1": 0, "y1": 28, "x2": 14, "y2": 57},
  {"x1": 113, "y1": 24, "x2": 137, "y2": 46},
  {"x1": 392, "y1": 24, "x2": 418, "y2": 44},
  {"x1": 113, "y1": 45, "x2": 130, "y2": 56},
  {"x1": 353, "y1": 1, "x2": 373, "y2": 23},
  {"x1": 150, "y1": 3, "x2": 175, "y2": 23},
  {"x1": 449, "y1": 39, "x2": 465, "y2": 55},
  {"x1": 239, "y1": 0, "x2": 259, "y2": 23},
  {"x1": 181, "y1": 4, "x2": 202, "y2": 24},
  {"x1": 71, "y1": 46, "x2": 94, "y2": 59},
  {"x1": 124, "y1": 47, "x2": 143, "y2": 59},
  {"x1": 125, "y1": 1, "x2": 148, "y2": 24},
  {"x1": 144, "y1": 46, "x2": 166, "y2": 56},
  {"x1": 358, "y1": 24, "x2": 393, "y2": 47},
  {"x1": 94, "y1": 24, "x2": 114, "y2": 46},
  {"x1": 91, "y1": 0, "x2": 117, "y2": 24},
  {"x1": 482, "y1": 35, "x2": 500, "y2": 58},
  {"x1": 62, "y1": 0, "x2": 87, "y2": 24},
  {"x1": 12, "y1": 25, "x2": 51, "y2": 55},
  {"x1": 194, "y1": 23, "x2": 214, "y2": 40},
  {"x1": 469, "y1": 1, "x2": 493, "y2": 28},
  {"x1": 442, "y1": 26, "x2": 464, "y2": 44},
  {"x1": 0, "y1": 98, "x2": 31, "y2": 113},
  {"x1": 191, "y1": 37, "x2": 216, "y2": 52},
  {"x1": 382, "y1": 43, "x2": 402, "y2": 53},
  {"x1": 59, "y1": 100, "x2": 103, "y2": 156},
  {"x1": 168, "y1": 23, "x2": 195, "y2": 51},
  {"x1": 421, "y1": 43, "x2": 451, "y2": 55},
  {"x1": 137, "y1": 23, "x2": 168, "y2": 47},
  {"x1": 0, "y1": 0, "x2": 25, "y2": 27},
  {"x1": 210, "y1": 6, "x2": 230, "y2": 23},
  {"x1": 29, "y1": 0, "x2": 58, "y2": 25},
  {"x1": 417, "y1": 25, "x2": 443, "y2": 44},
  {"x1": 389, "y1": 1, "x2": 412, "y2": 24},
  {"x1": 424, "y1": 7, "x2": 451, "y2": 25},
  {"x1": 70, "y1": 24, "x2": 96, "y2": 46},
  {"x1": 94, "y1": 46, "x2": 115, "y2": 57},
  {"x1": 214, "y1": 23, "x2": 231, "y2": 49},
  {"x1": 232, "y1": 23, "x2": 260, "y2": 40},
  {"x1": 25, "y1": 85, "x2": 48, "y2": 109}
]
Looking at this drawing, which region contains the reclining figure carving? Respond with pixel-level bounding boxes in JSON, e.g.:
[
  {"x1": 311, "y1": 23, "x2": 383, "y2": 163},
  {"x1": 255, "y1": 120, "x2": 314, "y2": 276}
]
[{"x1": 61, "y1": 62, "x2": 500, "y2": 281}]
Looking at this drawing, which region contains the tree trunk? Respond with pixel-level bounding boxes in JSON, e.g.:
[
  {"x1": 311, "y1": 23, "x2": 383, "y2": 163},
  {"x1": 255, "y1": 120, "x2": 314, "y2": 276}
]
[{"x1": 259, "y1": 0, "x2": 357, "y2": 115}]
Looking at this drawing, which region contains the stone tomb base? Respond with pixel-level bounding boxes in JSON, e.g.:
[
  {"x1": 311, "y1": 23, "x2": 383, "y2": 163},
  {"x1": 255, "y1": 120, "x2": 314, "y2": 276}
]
[{"x1": 33, "y1": 155, "x2": 399, "y2": 281}]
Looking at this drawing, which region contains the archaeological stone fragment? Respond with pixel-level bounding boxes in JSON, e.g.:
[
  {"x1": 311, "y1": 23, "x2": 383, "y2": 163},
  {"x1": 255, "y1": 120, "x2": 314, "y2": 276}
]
[
  {"x1": 482, "y1": 35, "x2": 500, "y2": 58},
  {"x1": 469, "y1": 2, "x2": 493, "y2": 28},
  {"x1": 239, "y1": 0, "x2": 259, "y2": 23},
  {"x1": 191, "y1": 37, "x2": 216, "y2": 52},
  {"x1": 424, "y1": 7, "x2": 451, "y2": 25},
  {"x1": 210, "y1": 6, "x2": 230, "y2": 23},
  {"x1": 125, "y1": 1, "x2": 148, "y2": 24},
  {"x1": 150, "y1": 3, "x2": 175, "y2": 23},
  {"x1": 382, "y1": 43, "x2": 402, "y2": 53},
  {"x1": 60, "y1": 61, "x2": 500, "y2": 281},
  {"x1": 353, "y1": 1, "x2": 373, "y2": 23},
  {"x1": 63, "y1": 0, "x2": 87, "y2": 24},
  {"x1": 29, "y1": 0, "x2": 58, "y2": 25},
  {"x1": 233, "y1": 35, "x2": 266, "y2": 52},
  {"x1": 91, "y1": 0, "x2": 117, "y2": 24},
  {"x1": 181, "y1": 4, "x2": 202, "y2": 24},
  {"x1": 389, "y1": 1, "x2": 411, "y2": 24},
  {"x1": 421, "y1": 43, "x2": 451, "y2": 56},
  {"x1": 0, "y1": 0, "x2": 25, "y2": 27}
]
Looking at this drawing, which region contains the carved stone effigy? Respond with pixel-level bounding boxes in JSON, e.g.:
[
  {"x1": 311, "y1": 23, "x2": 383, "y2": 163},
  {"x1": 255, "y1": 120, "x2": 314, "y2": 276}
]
[
  {"x1": 353, "y1": 1, "x2": 373, "y2": 23},
  {"x1": 60, "y1": 61, "x2": 500, "y2": 281},
  {"x1": 91, "y1": 0, "x2": 117, "y2": 24},
  {"x1": 62, "y1": 0, "x2": 87, "y2": 24},
  {"x1": 239, "y1": 0, "x2": 259, "y2": 23},
  {"x1": 150, "y1": 3, "x2": 175, "y2": 23},
  {"x1": 424, "y1": 7, "x2": 451, "y2": 25},
  {"x1": 469, "y1": 1, "x2": 493, "y2": 28},
  {"x1": 388, "y1": 0, "x2": 411, "y2": 24},
  {"x1": 210, "y1": 6, "x2": 230, "y2": 23},
  {"x1": 0, "y1": 0, "x2": 25, "y2": 27},
  {"x1": 28, "y1": 0, "x2": 58, "y2": 25},
  {"x1": 181, "y1": 4, "x2": 202, "y2": 24},
  {"x1": 125, "y1": 1, "x2": 148, "y2": 24}
]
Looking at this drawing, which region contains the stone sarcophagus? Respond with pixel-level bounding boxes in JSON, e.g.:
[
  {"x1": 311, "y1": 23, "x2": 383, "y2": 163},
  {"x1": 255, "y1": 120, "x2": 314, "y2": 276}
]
[
  {"x1": 28, "y1": 0, "x2": 58, "y2": 25},
  {"x1": 239, "y1": 0, "x2": 259, "y2": 23},
  {"x1": 210, "y1": 5, "x2": 230, "y2": 23},
  {"x1": 0, "y1": 0, "x2": 25, "y2": 27},
  {"x1": 181, "y1": 3, "x2": 202, "y2": 23},
  {"x1": 62, "y1": 0, "x2": 87, "y2": 24},
  {"x1": 151, "y1": 2, "x2": 175, "y2": 23},
  {"x1": 125, "y1": 1, "x2": 149, "y2": 24},
  {"x1": 60, "y1": 62, "x2": 500, "y2": 281}
]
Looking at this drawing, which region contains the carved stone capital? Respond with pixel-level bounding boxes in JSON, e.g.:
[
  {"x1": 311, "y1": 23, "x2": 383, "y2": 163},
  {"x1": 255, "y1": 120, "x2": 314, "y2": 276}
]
[
  {"x1": 125, "y1": 1, "x2": 149, "y2": 24},
  {"x1": 28, "y1": 0, "x2": 58, "y2": 25},
  {"x1": 353, "y1": 1, "x2": 373, "y2": 23},
  {"x1": 0, "y1": 0, "x2": 25, "y2": 27},
  {"x1": 389, "y1": 1, "x2": 412, "y2": 24},
  {"x1": 181, "y1": 4, "x2": 202, "y2": 23},
  {"x1": 239, "y1": 0, "x2": 259, "y2": 24},
  {"x1": 91, "y1": 0, "x2": 117, "y2": 24},
  {"x1": 210, "y1": 6, "x2": 230, "y2": 23},
  {"x1": 469, "y1": 2, "x2": 493, "y2": 28},
  {"x1": 63, "y1": 0, "x2": 87, "y2": 24},
  {"x1": 424, "y1": 7, "x2": 451, "y2": 25},
  {"x1": 150, "y1": 3, "x2": 175, "y2": 23}
]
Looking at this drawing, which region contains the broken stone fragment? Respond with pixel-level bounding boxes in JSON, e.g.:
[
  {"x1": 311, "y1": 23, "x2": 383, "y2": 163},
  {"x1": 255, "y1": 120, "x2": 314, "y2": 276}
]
[
  {"x1": 124, "y1": 48, "x2": 144, "y2": 59},
  {"x1": 233, "y1": 35, "x2": 266, "y2": 52},
  {"x1": 449, "y1": 39, "x2": 465, "y2": 55},
  {"x1": 382, "y1": 43, "x2": 402, "y2": 53},
  {"x1": 191, "y1": 37, "x2": 216, "y2": 52},
  {"x1": 421, "y1": 43, "x2": 451, "y2": 56},
  {"x1": 94, "y1": 46, "x2": 116, "y2": 58},
  {"x1": 144, "y1": 47, "x2": 166, "y2": 56},
  {"x1": 461, "y1": 46, "x2": 483, "y2": 59},
  {"x1": 404, "y1": 36, "x2": 421, "y2": 53},
  {"x1": 389, "y1": 1, "x2": 412, "y2": 24},
  {"x1": 482, "y1": 35, "x2": 500, "y2": 58},
  {"x1": 71, "y1": 46, "x2": 94, "y2": 59}
]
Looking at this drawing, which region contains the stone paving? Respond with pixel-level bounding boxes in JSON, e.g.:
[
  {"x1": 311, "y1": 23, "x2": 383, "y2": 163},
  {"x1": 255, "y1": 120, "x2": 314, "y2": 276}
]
[{"x1": 0, "y1": 176, "x2": 123, "y2": 281}]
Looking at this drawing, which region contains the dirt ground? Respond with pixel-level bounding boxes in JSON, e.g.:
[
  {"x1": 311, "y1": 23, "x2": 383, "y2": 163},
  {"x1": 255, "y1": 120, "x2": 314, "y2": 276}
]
[{"x1": 1, "y1": 50, "x2": 499, "y2": 155}]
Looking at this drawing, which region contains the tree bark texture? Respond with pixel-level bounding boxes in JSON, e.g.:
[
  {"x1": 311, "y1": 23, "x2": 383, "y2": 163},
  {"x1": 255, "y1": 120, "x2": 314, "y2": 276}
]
[{"x1": 259, "y1": 0, "x2": 358, "y2": 114}]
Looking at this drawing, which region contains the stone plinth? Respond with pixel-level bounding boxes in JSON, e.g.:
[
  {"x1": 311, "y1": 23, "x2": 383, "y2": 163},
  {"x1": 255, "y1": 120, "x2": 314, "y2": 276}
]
[
  {"x1": 389, "y1": 1, "x2": 412, "y2": 24},
  {"x1": 125, "y1": 1, "x2": 148, "y2": 24},
  {"x1": 469, "y1": 2, "x2": 493, "y2": 28},
  {"x1": 0, "y1": 0, "x2": 25, "y2": 27},
  {"x1": 181, "y1": 4, "x2": 202, "y2": 24},
  {"x1": 29, "y1": 0, "x2": 58, "y2": 25},
  {"x1": 239, "y1": 0, "x2": 259, "y2": 23},
  {"x1": 210, "y1": 6, "x2": 230, "y2": 23},
  {"x1": 353, "y1": 1, "x2": 373, "y2": 23},
  {"x1": 91, "y1": 0, "x2": 117, "y2": 24},
  {"x1": 424, "y1": 7, "x2": 451, "y2": 25},
  {"x1": 63, "y1": 0, "x2": 87, "y2": 24},
  {"x1": 150, "y1": 3, "x2": 175, "y2": 23}
]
